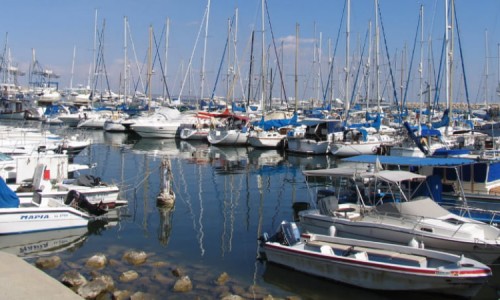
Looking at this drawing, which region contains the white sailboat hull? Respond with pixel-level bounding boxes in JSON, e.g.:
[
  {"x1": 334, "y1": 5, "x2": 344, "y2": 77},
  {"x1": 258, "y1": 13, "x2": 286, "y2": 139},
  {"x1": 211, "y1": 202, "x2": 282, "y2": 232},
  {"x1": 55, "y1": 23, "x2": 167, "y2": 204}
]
[
  {"x1": 286, "y1": 138, "x2": 330, "y2": 154},
  {"x1": 207, "y1": 129, "x2": 248, "y2": 146}
]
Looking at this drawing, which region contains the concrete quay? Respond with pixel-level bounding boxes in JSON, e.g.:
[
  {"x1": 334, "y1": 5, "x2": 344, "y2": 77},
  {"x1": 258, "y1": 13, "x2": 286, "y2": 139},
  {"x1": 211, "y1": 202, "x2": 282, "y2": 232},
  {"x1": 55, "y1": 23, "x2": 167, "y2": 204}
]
[{"x1": 0, "y1": 251, "x2": 82, "y2": 300}]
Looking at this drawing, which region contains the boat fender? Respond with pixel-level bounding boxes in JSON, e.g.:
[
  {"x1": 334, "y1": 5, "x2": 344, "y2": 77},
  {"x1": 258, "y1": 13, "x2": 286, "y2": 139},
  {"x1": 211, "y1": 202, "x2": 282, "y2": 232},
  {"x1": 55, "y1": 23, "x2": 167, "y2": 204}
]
[
  {"x1": 419, "y1": 240, "x2": 425, "y2": 249},
  {"x1": 408, "y1": 238, "x2": 419, "y2": 248},
  {"x1": 328, "y1": 225, "x2": 337, "y2": 237}
]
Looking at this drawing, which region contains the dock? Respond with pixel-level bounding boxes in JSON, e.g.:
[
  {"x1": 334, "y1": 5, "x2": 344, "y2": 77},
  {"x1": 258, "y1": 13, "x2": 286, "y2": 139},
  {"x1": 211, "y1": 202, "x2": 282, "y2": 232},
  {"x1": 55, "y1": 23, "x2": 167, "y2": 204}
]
[{"x1": 0, "y1": 251, "x2": 82, "y2": 300}]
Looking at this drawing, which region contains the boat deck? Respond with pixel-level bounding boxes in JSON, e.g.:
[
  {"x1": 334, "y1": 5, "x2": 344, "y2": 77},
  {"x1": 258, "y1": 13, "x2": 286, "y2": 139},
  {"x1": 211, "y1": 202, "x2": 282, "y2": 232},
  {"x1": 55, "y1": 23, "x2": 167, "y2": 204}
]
[{"x1": 306, "y1": 239, "x2": 428, "y2": 268}]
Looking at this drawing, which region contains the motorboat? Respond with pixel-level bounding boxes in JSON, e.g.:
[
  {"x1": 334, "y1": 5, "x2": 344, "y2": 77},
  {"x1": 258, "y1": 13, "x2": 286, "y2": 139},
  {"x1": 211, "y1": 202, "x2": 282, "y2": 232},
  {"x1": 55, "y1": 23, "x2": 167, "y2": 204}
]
[
  {"x1": 259, "y1": 220, "x2": 491, "y2": 299},
  {"x1": 0, "y1": 178, "x2": 91, "y2": 235},
  {"x1": 298, "y1": 166, "x2": 500, "y2": 264}
]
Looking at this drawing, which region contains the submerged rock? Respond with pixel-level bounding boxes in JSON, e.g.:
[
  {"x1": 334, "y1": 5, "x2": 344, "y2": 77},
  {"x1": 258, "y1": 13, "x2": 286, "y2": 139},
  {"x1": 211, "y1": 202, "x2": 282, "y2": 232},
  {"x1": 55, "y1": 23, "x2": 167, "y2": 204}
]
[
  {"x1": 113, "y1": 290, "x2": 132, "y2": 300},
  {"x1": 60, "y1": 270, "x2": 88, "y2": 287},
  {"x1": 216, "y1": 272, "x2": 230, "y2": 285},
  {"x1": 130, "y1": 291, "x2": 155, "y2": 300},
  {"x1": 172, "y1": 275, "x2": 192, "y2": 293},
  {"x1": 123, "y1": 250, "x2": 148, "y2": 265},
  {"x1": 35, "y1": 256, "x2": 61, "y2": 270},
  {"x1": 93, "y1": 274, "x2": 115, "y2": 292},
  {"x1": 77, "y1": 278, "x2": 108, "y2": 299},
  {"x1": 119, "y1": 270, "x2": 139, "y2": 282},
  {"x1": 171, "y1": 267, "x2": 185, "y2": 277},
  {"x1": 221, "y1": 295, "x2": 244, "y2": 300},
  {"x1": 86, "y1": 254, "x2": 108, "y2": 269}
]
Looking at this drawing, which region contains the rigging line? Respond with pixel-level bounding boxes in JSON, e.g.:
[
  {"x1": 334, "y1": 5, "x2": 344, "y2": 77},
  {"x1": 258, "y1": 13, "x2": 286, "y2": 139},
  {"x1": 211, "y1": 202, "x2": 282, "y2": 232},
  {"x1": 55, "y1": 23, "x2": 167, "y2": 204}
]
[
  {"x1": 345, "y1": 27, "x2": 369, "y2": 120},
  {"x1": 126, "y1": 20, "x2": 147, "y2": 95},
  {"x1": 322, "y1": 0, "x2": 346, "y2": 104},
  {"x1": 152, "y1": 29, "x2": 172, "y2": 102},
  {"x1": 210, "y1": 16, "x2": 234, "y2": 102},
  {"x1": 377, "y1": 0, "x2": 400, "y2": 113},
  {"x1": 453, "y1": 3, "x2": 472, "y2": 118},
  {"x1": 432, "y1": 32, "x2": 446, "y2": 114},
  {"x1": 402, "y1": 10, "x2": 421, "y2": 109},
  {"x1": 264, "y1": 0, "x2": 288, "y2": 104},
  {"x1": 178, "y1": 7, "x2": 208, "y2": 102}
]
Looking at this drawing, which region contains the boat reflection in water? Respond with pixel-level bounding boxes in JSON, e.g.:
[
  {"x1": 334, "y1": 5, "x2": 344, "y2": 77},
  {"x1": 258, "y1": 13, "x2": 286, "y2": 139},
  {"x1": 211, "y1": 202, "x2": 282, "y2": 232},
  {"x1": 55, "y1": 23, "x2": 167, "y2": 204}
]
[
  {"x1": 262, "y1": 262, "x2": 461, "y2": 300},
  {"x1": 0, "y1": 213, "x2": 120, "y2": 258},
  {"x1": 0, "y1": 227, "x2": 88, "y2": 258}
]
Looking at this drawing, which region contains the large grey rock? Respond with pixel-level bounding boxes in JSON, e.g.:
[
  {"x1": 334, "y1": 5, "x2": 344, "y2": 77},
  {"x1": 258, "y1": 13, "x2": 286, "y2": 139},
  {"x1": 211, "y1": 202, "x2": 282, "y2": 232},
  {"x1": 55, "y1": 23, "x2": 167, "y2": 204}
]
[
  {"x1": 35, "y1": 255, "x2": 61, "y2": 269},
  {"x1": 123, "y1": 250, "x2": 148, "y2": 265},
  {"x1": 60, "y1": 270, "x2": 87, "y2": 287},
  {"x1": 172, "y1": 275, "x2": 192, "y2": 292}
]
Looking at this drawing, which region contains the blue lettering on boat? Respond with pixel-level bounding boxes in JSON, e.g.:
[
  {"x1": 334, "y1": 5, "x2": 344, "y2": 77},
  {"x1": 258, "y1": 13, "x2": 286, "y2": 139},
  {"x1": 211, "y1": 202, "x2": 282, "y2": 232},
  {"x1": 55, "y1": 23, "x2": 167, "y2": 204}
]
[{"x1": 20, "y1": 215, "x2": 50, "y2": 220}]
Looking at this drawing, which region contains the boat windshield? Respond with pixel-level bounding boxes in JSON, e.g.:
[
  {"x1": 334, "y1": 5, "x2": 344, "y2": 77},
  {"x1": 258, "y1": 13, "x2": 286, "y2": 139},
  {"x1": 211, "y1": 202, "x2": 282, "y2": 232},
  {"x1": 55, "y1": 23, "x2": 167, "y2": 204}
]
[{"x1": 0, "y1": 153, "x2": 13, "y2": 161}]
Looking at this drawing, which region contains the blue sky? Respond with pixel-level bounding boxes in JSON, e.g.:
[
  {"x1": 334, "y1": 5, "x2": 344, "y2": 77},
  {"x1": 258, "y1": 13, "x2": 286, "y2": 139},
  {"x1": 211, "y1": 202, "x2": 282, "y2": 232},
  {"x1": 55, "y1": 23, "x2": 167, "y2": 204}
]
[{"x1": 1, "y1": 0, "x2": 500, "y2": 105}]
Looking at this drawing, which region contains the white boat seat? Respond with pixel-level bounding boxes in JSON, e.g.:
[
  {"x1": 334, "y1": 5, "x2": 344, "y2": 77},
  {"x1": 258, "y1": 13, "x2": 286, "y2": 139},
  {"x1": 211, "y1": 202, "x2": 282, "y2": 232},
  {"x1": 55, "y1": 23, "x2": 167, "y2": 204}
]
[
  {"x1": 320, "y1": 245, "x2": 335, "y2": 256},
  {"x1": 353, "y1": 246, "x2": 427, "y2": 268},
  {"x1": 306, "y1": 240, "x2": 353, "y2": 252}
]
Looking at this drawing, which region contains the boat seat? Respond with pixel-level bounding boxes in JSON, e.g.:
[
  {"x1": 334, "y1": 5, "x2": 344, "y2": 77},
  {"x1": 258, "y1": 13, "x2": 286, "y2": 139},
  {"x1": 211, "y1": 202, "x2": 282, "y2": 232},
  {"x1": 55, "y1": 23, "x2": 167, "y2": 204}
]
[
  {"x1": 306, "y1": 240, "x2": 353, "y2": 252},
  {"x1": 353, "y1": 246, "x2": 427, "y2": 268},
  {"x1": 320, "y1": 245, "x2": 335, "y2": 256},
  {"x1": 318, "y1": 196, "x2": 339, "y2": 216}
]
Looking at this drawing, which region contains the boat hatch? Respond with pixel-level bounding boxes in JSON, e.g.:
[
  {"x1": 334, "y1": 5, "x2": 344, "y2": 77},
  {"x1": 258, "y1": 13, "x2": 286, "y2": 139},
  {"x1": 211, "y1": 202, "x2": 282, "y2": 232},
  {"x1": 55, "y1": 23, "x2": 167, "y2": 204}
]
[
  {"x1": 443, "y1": 218, "x2": 465, "y2": 225},
  {"x1": 420, "y1": 227, "x2": 433, "y2": 233}
]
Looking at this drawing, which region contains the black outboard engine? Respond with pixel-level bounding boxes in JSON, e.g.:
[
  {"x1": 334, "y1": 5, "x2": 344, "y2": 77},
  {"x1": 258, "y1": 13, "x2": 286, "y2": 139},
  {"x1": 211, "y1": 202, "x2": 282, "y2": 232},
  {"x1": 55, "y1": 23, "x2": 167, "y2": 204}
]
[{"x1": 65, "y1": 190, "x2": 108, "y2": 216}]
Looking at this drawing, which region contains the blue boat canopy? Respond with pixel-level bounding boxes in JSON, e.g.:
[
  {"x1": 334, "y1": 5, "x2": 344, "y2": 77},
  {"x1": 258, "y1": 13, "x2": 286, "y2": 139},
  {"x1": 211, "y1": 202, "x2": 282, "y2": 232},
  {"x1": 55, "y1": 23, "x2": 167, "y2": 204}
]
[
  {"x1": 0, "y1": 177, "x2": 19, "y2": 208},
  {"x1": 342, "y1": 155, "x2": 476, "y2": 167}
]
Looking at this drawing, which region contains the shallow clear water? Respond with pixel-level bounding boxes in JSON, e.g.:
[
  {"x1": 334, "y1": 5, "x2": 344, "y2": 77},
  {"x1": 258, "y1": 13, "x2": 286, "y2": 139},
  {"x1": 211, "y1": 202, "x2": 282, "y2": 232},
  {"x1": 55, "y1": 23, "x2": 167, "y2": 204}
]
[{"x1": 2, "y1": 125, "x2": 500, "y2": 299}]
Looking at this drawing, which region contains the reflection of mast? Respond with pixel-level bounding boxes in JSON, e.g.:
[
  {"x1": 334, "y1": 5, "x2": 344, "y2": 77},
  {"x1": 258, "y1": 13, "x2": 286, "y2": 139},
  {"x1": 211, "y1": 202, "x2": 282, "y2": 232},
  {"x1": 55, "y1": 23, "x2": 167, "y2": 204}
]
[
  {"x1": 197, "y1": 163, "x2": 205, "y2": 256},
  {"x1": 142, "y1": 154, "x2": 149, "y2": 234}
]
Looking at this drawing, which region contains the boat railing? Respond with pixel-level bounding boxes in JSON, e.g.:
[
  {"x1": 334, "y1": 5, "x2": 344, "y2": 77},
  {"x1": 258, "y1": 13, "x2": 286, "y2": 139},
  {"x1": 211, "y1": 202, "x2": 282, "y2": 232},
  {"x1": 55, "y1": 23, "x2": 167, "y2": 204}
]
[{"x1": 367, "y1": 208, "x2": 498, "y2": 240}]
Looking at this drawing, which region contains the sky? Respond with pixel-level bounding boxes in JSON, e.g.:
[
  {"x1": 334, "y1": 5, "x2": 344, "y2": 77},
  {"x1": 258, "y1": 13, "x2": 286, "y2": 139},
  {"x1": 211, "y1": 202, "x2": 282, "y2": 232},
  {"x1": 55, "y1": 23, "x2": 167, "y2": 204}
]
[{"x1": 1, "y1": 0, "x2": 500, "y2": 106}]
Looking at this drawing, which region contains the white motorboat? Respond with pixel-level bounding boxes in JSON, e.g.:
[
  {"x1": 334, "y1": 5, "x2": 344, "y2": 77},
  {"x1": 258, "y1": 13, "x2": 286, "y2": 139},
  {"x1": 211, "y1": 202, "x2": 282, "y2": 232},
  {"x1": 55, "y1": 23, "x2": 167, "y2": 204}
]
[
  {"x1": 298, "y1": 167, "x2": 500, "y2": 264},
  {"x1": 259, "y1": 221, "x2": 491, "y2": 299},
  {"x1": 0, "y1": 181, "x2": 91, "y2": 235}
]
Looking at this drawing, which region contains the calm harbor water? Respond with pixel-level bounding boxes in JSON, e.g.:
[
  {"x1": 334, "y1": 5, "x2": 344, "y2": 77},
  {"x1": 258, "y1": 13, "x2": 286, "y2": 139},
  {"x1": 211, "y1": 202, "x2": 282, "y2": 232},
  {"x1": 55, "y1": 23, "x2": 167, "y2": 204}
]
[{"x1": 2, "y1": 123, "x2": 500, "y2": 299}]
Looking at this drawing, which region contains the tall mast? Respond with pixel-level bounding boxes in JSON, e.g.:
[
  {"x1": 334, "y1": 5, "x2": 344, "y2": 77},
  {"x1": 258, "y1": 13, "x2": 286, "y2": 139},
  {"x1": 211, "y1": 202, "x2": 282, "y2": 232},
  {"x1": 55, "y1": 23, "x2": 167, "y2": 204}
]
[
  {"x1": 484, "y1": 29, "x2": 489, "y2": 107},
  {"x1": 497, "y1": 43, "x2": 500, "y2": 100},
  {"x1": 200, "y1": 0, "x2": 210, "y2": 101},
  {"x1": 90, "y1": 9, "x2": 97, "y2": 92},
  {"x1": 148, "y1": 25, "x2": 153, "y2": 107},
  {"x1": 345, "y1": 0, "x2": 351, "y2": 114},
  {"x1": 70, "y1": 45, "x2": 76, "y2": 90},
  {"x1": 165, "y1": 17, "x2": 170, "y2": 102},
  {"x1": 247, "y1": 31, "x2": 255, "y2": 106},
  {"x1": 317, "y1": 32, "x2": 323, "y2": 104},
  {"x1": 366, "y1": 21, "x2": 372, "y2": 111},
  {"x1": 295, "y1": 23, "x2": 299, "y2": 111},
  {"x1": 375, "y1": 0, "x2": 380, "y2": 111},
  {"x1": 261, "y1": 0, "x2": 266, "y2": 110},
  {"x1": 123, "y1": 16, "x2": 128, "y2": 102},
  {"x1": 418, "y1": 5, "x2": 424, "y2": 128}
]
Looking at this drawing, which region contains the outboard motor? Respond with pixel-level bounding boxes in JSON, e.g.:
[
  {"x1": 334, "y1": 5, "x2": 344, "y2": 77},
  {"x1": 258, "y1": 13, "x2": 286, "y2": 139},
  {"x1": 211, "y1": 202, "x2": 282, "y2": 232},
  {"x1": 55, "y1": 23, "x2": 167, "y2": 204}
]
[{"x1": 65, "y1": 190, "x2": 108, "y2": 216}]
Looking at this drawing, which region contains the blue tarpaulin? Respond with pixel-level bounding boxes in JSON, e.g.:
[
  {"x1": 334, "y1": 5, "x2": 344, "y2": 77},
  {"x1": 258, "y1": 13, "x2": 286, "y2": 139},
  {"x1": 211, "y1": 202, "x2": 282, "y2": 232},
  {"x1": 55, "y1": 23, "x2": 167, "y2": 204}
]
[
  {"x1": 0, "y1": 177, "x2": 19, "y2": 208},
  {"x1": 342, "y1": 155, "x2": 476, "y2": 167}
]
